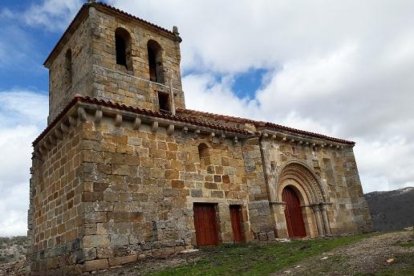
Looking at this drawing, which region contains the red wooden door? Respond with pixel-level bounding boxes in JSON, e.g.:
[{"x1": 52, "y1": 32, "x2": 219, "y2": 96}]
[
  {"x1": 230, "y1": 205, "x2": 244, "y2": 243},
  {"x1": 193, "y1": 203, "x2": 219, "y2": 246},
  {"x1": 282, "y1": 186, "x2": 306, "y2": 238}
]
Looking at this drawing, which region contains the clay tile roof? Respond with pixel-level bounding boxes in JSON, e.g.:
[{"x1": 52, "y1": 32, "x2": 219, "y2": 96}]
[
  {"x1": 264, "y1": 122, "x2": 355, "y2": 145},
  {"x1": 177, "y1": 109, "x2": 355, "y2": 145},
  {"x1": 33, "y1": 97, "x2": 252, "y2": 147},
  {"x1": 94, "y1": 2, "x2": 174, "y2": 35},
  {"x1": 177, "y1": 108, "x2": 265, "y2": 126}
]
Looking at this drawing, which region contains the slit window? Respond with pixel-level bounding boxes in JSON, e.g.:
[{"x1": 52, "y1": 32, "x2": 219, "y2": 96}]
[
  {"x1": 65, "y1": 49, "x2": 72, "y2": 88},
  {"x1": 158, "y1": 92, "x2": 170, "y2": 112}
]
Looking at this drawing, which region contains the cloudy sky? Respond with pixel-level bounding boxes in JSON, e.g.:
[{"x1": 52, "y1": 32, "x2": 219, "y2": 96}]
[{"x1": 1, "y1": 0, "x2": 414, "y2": 236}]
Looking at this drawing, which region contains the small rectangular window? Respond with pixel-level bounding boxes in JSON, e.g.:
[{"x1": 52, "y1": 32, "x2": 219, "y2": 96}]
[{"x1": 158, "y1": 92, "x2": 170, "y2": 113}]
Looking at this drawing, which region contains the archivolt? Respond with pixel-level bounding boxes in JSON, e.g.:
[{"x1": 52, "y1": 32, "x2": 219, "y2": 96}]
[{"x1": 277, "y1": 162, "x2": 326, "y2": 204}]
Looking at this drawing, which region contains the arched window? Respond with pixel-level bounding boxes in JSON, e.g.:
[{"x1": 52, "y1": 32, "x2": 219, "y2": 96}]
[
  {"x1": 115, "y1": 28, "x2": 132, "y2": 70},
  {"x1": 147, "y1": 40, "x2": 164, "y2": 83},
  {"x1": 65, "y1": 49, "x2": 72, "y2": 88},
  {"x1": 198, "y1": 143, "x2": 209, "y2": 167}
]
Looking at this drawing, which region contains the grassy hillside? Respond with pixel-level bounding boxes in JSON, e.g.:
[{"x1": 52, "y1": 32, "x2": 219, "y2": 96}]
[
  {"x1": 0, "y1": 236, "x2": 27, "y2": 264},
  {"x1": 150, "y1": 235, "x2": 369, "y2": 276},
  {"x1": 365, "y1": 187, "x2": 414, "y2": 231},
  {"x1": 1, "y1": 231, "x2": 413, "y2": 275}
]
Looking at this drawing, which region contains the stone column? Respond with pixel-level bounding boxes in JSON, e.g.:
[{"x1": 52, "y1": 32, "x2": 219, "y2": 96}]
[
  {"x1": 312, "y1": 205, "x2": 325, "y2": 236},
  {"x1": 302, "y1": 205, "x2": 315, "y2": 237},
  {"x1": 271, "y1": 202, "x2": 288, "y2": 238},
  {"x1": 320, "y1": 204, "x2": 331, "y2": 236}
]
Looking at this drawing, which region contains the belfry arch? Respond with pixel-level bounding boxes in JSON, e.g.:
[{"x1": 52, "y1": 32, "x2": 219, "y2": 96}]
[{"x1": 273, "y1": 162, "x2": 331, "y2": 238}]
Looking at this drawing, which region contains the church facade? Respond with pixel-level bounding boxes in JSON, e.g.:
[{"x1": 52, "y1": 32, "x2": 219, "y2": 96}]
[{"x1": 28, "y1": 2, "x2": 372, "y2": 274}]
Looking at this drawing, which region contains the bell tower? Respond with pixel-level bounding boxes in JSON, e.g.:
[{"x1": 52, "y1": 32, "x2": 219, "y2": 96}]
[{"x1": 44, "y1": 1, "x2": 184, "y2": 123}]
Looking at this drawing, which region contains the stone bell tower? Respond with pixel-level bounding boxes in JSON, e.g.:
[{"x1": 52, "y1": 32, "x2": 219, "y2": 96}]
[
  {"x1": 28, "y1": 2, "x2": 188, "y2": 274},
  {"x1": 44, "y1": 1, "x2": 184, "y2": 124}
]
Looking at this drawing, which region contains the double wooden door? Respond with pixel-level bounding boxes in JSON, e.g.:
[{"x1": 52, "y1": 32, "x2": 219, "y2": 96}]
[
  {"x1": 282, "y1": 186, "x2": 306, "y2": 238},
  {"x1": 193, "y1": 203, "x2": 219, "y2": 246}
]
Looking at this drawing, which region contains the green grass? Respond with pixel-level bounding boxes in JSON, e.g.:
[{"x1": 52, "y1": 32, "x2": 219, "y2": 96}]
[
  {"x1": 395, "y1": 240, "x2": 414, "y2": 248},
  {"x1": 376, "y1": 253, "x2": 414, "y2": 276},
  {"x1": 150, "y1": 234, "x2": 371, "y2": 276}
]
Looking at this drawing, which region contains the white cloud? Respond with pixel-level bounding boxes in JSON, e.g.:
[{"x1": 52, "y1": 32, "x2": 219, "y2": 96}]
[
  {"x1": 103, "y1": 0, "x2": 413, "y2": 193},
  {"x1": 183, "y1": 74, "x2": 259, "y2": 119},
  {"x1": 23, "y1": 0, "x2": 83, "y2": 31},
  {"x1": 0, "y1": 91, "x2": 48, "y2": 236}
]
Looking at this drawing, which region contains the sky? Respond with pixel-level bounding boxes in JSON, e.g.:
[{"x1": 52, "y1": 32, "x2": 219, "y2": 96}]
[{"x1": 0, "y1": 0, "x2": 413, "y2": 236}]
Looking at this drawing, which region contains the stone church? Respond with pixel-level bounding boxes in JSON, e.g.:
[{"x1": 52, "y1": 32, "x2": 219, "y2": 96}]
[{"x1": 28, "y1": 1, "x2": 372, "y2": 274}]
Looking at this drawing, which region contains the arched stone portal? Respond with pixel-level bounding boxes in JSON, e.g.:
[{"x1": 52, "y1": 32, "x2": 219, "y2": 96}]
[{"x1": 272, "y1": 162, "x2": 331, "y2": 238}]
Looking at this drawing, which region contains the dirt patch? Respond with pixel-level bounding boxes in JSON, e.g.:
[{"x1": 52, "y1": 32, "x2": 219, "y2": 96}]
[{"x1": 272, "y1": 230, "x2": 414, "y2": 275}]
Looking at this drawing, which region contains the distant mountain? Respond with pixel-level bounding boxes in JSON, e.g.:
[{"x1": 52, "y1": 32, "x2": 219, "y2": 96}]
[{"x1": 364, "y1": 187, "x2": 414, "y2": 232}]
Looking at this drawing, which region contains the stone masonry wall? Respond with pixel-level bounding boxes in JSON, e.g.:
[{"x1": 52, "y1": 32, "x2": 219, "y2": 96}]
[
  {"x1": 342, "y1": 147, "x2": 372, "y2": 232},
  {"x1": 29, "y1": 124, "x2": 84, "y2": 274},
  {"x1": 242, "y1": 137, "x2": 275, "y2": 241},
  {"x1": 77, "y1": 113, "x2": 270, "y2": 272},
  {"x1": 89, "y1": 7, "x2": 185, "y2": 112},
  {"x1": 260, "y1": 135, "x2": 371, "y2": 237},
  {"x1": 48, "y1": 16, "x2": 94, "y2": 123}
]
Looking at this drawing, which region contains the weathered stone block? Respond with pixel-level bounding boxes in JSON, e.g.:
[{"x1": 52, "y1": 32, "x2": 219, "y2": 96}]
[
  {"x1": 85, "y1": 211, "x2": 107, "y2": 223},
  {"x1": 171, "y1": 180, "x2": 184, "y2": 189},
  {"x1": 110, "y1": 234, "x2": 130, "y2": 246},
  {"x1": 96, "y1": 247, "x2": 113, "y2": 259},
  {"x1": 83, "y1": 248, "x2": 97, "y2": 261},
  {"x1": 211, "y1": 191, "x2": 224, "y2": 198},
  {"x1": 112, "y1": 165, "x2": 133, "y2": 176},
  {"x1": 204, "y1": 182, "x2": 218, "y2": 189},
  {"x1": 83, "y1": 235, "x2": 110, "y2": 248},
  {"x1": 165, "y1": 169, "x2": 179, "y2": 179},
  {"x1": 93, "y1": 182, "x2": 109, "y2": 192},
  {"x1": 108, "y1": 254, "x2": 137, "y2": 266},
  {"x1": 83, "y1": 259, "x2": 109, "y2": 272},
  {"x1": 190, "y1": 189, "x2": 202, "y2": 197},
  {"x1": 109, "y1": 212, "x2": 143, "y2": 223},
  {"x1": 82, "y1": 192, "x2": 103, "y2": 202}
]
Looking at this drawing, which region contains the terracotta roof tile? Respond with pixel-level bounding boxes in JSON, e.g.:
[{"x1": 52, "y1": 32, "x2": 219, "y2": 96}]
[
  {"x1": 95, "y1": 2, "x2": 175, "y2": 36},
  {"x1": 33, "y1": 97, "x2": 252, "y2": 147},
  {"x1": 177, "y1": 109, "x2": 355, "y2": 145},
  {"x1": 177, "y1": 108, "x2": 264, "y2": 125},
  {"x1": 264, "y1": 122, "x2": 355, "y2": 145}
]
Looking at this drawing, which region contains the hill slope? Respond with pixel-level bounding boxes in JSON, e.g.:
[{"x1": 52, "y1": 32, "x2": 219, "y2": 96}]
[{"x1": 365, "y1": 187, "x2": 414, "y2": 232}]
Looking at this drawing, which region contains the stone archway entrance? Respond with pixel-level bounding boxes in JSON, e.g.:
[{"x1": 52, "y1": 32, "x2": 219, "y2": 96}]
[
  {"x1": 273, "y1": 162, "x2": 332, "y2": 238},
  {"x1": 282, "y1": 186, "x2": 306, "y2": 238}
]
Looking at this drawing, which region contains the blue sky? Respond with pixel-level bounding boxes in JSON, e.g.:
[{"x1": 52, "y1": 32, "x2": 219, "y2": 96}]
[{"x1": 1, "y1": 0, "x2": 414, "y2": 235}]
